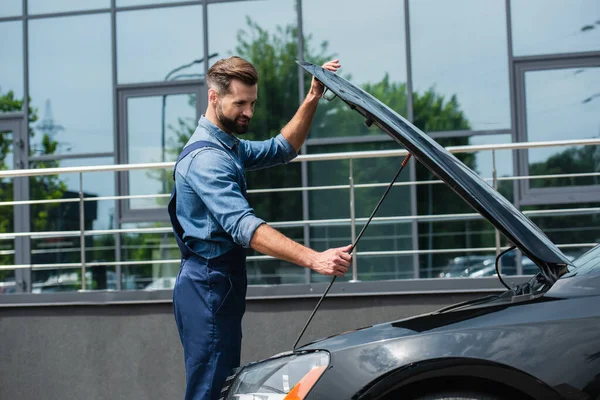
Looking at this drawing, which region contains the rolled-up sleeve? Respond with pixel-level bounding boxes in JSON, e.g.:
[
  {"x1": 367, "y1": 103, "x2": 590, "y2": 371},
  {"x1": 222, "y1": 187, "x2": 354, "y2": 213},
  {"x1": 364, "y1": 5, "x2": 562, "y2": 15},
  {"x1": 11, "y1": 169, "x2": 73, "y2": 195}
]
[
  {"x1": 242, "y1": 133, "x2": 297, "y2": 171},
  {"x1": 182, "y1": 149, "x2": 265, "y2": 248}
]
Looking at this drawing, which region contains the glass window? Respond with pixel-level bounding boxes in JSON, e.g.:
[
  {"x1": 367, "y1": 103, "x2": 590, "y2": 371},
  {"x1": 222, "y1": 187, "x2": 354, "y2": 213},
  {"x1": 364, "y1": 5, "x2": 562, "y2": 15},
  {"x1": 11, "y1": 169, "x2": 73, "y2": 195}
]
[
  {"x1": 29, "y1": 156, "x2": 116, "y2": 232},
  {"x1": 415, "y1": 135, "x2": 504, "y2": 278},
  {"x1": 31, "y1": 235, "x2": 117, "y2": 292},
  {"x1": 468, "y1": 134, "x2": 514, "y2": 202},
  {"x1": 0, "y1": 128, "x2": 14, "y2": 283},
  {"x1": 511, "y1": 0, "x2": 600, "y2": 57},
  {"x1": 434, "y1": 251, "x2": 499, "y2": 279},
  {"x1": 117, "y1": 5, "x2": 204, "y2": 83},
  {"x1": 208, "y1": 0, "x2": 296, "y2": 65},
  {"x1": 29, "y1": 14, "x2": 113, "y2": 155},
  {"x1": 521, "y1": 202, "x2": 600, "y2": 261},
  {"x1": 247, "y1": 226, "x2": 304, "y2": 285},
  {"x1": 0, "y1": 129, "x2": 14, "y2": 172},
  {"x1": 307, "y1": 141, "x2": 413, "y2": 282},
  {"x1": 126, "y1": 92, "x2": 196, "y2": 209},
  {"x1": 120, "y1": 222, "x2": 177, "y2": 290},
  {"x1": 117, "y1": 0, "x2": 187, "y2": 7},
  {"x1": 0, "y1": 21, "x2": 24, "y2": 106},
  {"x1": 357, "y1": 254, "x2": 414, "y2": 281},
  {"x1": 302, "y1": 0, "x2": 407, "y2": 138},
  {"x1": 410, "y1": 0, "x2": 510, "y2": 131},
  {"x1": 29, "y1": 156, "x2": 116, "y2": 292},
  {"x1": 524, "y1": 66, "x2": 600, "y2": 189},
  {"x1": 28, "y1": 0, "x2": 109, "y2": 15},
  {"x1": 0, "y1": 0, "x2": 22, "y2": 17}
]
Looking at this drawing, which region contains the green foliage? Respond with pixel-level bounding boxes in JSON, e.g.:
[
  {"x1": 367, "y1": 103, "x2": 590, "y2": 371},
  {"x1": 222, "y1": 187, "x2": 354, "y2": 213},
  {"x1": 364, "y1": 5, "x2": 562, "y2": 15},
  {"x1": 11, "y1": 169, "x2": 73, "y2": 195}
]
[{"x1": 530, "y1": 145, "x2": 600, "y2": 188}]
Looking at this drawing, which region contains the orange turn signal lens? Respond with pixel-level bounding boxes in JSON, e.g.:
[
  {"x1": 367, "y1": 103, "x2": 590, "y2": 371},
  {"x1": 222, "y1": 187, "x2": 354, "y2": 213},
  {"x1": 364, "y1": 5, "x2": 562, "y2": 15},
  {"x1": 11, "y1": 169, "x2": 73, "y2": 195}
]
[{"x1": 283, "y1": 366, "x2": 327, "y2": 400}]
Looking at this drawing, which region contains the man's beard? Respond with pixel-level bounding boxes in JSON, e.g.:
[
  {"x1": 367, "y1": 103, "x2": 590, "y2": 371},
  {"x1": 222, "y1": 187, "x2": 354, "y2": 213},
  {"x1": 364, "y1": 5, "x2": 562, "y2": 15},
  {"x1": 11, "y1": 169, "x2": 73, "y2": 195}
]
[{"x1": 216, "y1": 103, "x2": 250, "y2": 134}]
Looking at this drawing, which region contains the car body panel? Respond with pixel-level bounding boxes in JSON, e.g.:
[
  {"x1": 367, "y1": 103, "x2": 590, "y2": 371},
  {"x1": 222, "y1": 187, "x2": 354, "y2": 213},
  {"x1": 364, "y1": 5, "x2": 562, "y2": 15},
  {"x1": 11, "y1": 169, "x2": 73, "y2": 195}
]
[
  {"x1": 299, "y1": 247, "x2": 600, "y2": 398},
  {"x1": 300, "y1": 295, "x2": 600, "y2": 399},
  {"x1": 298, "y1": 61, "x2": 571, "y2": 279}
]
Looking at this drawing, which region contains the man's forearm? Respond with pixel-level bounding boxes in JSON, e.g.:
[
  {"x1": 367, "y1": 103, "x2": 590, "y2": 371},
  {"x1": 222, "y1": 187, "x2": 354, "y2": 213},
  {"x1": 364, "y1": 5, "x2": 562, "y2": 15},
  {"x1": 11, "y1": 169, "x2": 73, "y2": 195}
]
[
  {"x1": 249, "y1": 223, "x2": 317, "y2": 270},
  {"x1": 281, "y1": 92, "x2": 320, "y2": 152}
]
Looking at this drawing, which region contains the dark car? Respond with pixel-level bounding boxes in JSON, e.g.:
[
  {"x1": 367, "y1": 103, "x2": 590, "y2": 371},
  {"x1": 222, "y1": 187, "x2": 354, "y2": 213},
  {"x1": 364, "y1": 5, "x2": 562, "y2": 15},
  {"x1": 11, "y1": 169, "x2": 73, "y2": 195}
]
[
  {"x1": 437, "y1": 255, "x2": 495, "y2": 278},
  {"x1": 220, "y1": 62, "x2": 600, "y2": 400}
]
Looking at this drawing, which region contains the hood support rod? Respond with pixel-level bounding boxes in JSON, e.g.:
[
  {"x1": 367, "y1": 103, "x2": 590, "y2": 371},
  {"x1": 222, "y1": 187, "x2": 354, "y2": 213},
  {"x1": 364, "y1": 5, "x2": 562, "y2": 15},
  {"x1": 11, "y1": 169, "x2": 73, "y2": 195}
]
[{"x1": 293, "y1": 153, "x2": 413, "y2": 350}]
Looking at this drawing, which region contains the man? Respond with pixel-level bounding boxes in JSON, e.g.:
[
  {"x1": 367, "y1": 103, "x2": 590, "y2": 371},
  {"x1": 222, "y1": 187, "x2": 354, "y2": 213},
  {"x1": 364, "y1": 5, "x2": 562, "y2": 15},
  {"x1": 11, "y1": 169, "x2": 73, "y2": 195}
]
[{"x1": 168, "y1": 56, "x2": 352, "y2": 400}]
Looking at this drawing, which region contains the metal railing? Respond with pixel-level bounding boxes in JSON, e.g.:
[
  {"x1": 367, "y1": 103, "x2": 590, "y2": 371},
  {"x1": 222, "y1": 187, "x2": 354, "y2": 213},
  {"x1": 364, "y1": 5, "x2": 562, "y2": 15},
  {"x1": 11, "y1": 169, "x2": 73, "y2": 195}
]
[{"x1": 0, "y1": 137, "x2": 599, "y2": 291}]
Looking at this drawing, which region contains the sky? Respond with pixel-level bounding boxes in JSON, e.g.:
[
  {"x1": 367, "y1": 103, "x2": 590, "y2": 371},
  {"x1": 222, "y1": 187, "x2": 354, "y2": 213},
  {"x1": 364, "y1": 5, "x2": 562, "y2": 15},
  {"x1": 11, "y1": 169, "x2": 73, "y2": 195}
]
[{"x1": 0, "y1": 0, "x2": 599, "y2": 231}]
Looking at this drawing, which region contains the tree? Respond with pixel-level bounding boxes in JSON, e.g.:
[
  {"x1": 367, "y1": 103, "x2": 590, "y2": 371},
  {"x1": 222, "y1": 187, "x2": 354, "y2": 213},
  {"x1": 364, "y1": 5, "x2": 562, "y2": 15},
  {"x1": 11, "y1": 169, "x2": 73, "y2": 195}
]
[{"x1": 530, "y1": 145, "x2": 600, "y2": 188}]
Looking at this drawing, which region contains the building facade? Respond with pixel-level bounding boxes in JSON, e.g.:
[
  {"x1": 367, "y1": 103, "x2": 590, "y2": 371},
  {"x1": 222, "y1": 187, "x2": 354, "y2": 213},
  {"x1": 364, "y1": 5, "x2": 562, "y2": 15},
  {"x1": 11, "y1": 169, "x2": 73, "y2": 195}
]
[{"x1": 0, "y1": 0, "x2": 599, "y2": 294}]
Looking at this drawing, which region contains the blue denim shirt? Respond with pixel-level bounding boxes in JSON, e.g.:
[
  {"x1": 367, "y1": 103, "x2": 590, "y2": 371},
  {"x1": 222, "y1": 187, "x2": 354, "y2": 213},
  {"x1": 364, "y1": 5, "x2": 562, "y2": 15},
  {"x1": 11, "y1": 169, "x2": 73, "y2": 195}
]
[{"x1": 175, "y1": 116, "x2": 297, "y2": 259}]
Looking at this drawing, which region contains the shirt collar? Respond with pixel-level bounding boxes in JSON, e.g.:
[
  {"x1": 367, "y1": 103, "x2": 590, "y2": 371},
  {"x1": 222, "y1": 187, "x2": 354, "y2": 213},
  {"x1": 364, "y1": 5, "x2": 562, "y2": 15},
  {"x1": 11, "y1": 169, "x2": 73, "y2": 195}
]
[{"x1": 199, "y1": 115, "x2": 239, "y2": 150}]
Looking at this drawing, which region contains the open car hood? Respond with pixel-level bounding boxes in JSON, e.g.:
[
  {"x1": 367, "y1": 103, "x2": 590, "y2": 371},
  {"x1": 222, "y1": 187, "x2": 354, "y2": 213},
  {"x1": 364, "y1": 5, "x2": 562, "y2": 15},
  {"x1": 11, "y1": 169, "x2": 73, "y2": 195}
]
[{"x1": 299, "y1": 61, "x2": 570, "y2": 282}]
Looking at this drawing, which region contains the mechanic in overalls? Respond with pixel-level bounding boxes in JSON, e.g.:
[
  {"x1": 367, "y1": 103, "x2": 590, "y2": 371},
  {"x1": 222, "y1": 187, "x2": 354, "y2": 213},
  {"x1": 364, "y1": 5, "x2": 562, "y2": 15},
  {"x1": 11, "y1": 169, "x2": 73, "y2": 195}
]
[{"x1": 168, "y1": 56, "x2": 352, "y2": 400}]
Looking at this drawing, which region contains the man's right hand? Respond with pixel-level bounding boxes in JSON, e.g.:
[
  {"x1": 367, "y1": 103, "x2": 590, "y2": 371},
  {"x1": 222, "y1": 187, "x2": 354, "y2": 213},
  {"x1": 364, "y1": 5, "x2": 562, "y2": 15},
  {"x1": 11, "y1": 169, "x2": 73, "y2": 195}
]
[{"x1": 311, "y1": 244, "x2": 353, "y2": 277}]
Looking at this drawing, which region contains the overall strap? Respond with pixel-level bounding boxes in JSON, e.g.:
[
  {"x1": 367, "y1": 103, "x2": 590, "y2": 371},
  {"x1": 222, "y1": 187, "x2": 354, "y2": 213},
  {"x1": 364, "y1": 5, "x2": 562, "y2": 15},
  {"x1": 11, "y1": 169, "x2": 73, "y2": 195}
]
[
  {"x1": 173, "y1": 140, "x2": 222, "y2": 180},
  {"x1": 169, "y1": 140, "x2": 224, "y2": 259}
]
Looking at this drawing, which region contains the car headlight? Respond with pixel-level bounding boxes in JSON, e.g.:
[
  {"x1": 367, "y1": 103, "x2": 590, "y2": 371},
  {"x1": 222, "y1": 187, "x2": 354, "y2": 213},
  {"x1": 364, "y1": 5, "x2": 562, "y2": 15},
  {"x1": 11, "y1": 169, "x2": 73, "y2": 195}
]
[{"x1": 224, "y1": 351, "x2": 329, "y2": 400}]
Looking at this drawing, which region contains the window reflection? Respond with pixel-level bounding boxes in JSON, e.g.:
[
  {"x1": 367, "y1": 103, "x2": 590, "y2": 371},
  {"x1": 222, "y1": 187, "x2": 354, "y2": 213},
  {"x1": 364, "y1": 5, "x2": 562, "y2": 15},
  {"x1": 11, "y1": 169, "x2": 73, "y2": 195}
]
[
  {"x1": 434, "y1": 251, "x2": 498, "y2": 279},
  {"x1": 0, "y1": 0, "x2": 22, "y2": 17},
  {"x1": 29, "y1": 14, "x2": 112, "y2": 155},
  {"x1": 117, "y1": 0, "x2": 189, "y2": 7},
  {"x1": 126, "y1": 93, "x2": 196, "y2": 209},
  {"x1": 29, "y1": 157, "x2": 115, "y2": 232},
  {"x1": 0, "y1": 130, "x2": 14, "y2": 171},
  {"x1": 511, "y1": 0, "x2": 600, "y2": 57},
  {"x1": 120, "y1": 222, "x2": 177, "y2": 290},
  {"x1": 307, "y1": 141, "x2": 412, "y2": 281},
  {"x1": 29, "y1": 157, "x2": 116, "y2": 293},
  {"x1": 522, "y1": 202, "x2": 600, "y2": 261},
  {"x1": 303, "y1": 0, "x2": 407, "y2": 138},
  {"x1": 0, "y1": 129, "x2": 14, "y2": 283},
  {"x1": 31, "y1": 235, "x2": 117, "y2": 293},
  {"x1": 415, "y1": 134, "x2": 505, "y2": 278},
  {"x1": 247, "y1": 227, "x2": 304, "y2": 285},
  {"x1": 207, "y1": 0, "x2": 296, "y2": 66},
  {"x1": 117, "y1": 5, "x2": 204, "y2": 83},
  {"x1": 468, "y1": 134, "x2": 514, "y2": 202},
  {"x1": 357, "y1": 254, "x2": 414, "y2": 281},
  {"x1": 28, "y1": 0, "x2": 108, "y2": 15},
  {"x1": 410, "y1": 0, "x2": 510, "y2": 131},
  {"x1": 0, "y1": 21, "x2": 24, "y2": 104},
  {"x1": 524, "y1": 67, "x2": 600, "y2": 189}
]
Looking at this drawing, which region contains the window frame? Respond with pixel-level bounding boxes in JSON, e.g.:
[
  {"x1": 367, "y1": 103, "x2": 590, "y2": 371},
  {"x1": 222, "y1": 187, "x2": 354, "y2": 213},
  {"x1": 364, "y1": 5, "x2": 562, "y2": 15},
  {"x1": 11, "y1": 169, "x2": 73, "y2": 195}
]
[
  {"x1": 116, "y1": 81, "x2": 207, "y2": 223},
  {"x1": 514, "y1": 54, "x2": 600, "y2": 206}
]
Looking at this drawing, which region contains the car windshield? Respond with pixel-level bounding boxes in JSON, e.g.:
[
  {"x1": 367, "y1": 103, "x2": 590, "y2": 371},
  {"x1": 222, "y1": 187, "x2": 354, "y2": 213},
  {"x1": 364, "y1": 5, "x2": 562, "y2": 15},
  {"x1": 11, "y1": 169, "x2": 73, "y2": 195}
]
[{"x1": 561, "y1": 245, "x2": 600, "y2": 277}]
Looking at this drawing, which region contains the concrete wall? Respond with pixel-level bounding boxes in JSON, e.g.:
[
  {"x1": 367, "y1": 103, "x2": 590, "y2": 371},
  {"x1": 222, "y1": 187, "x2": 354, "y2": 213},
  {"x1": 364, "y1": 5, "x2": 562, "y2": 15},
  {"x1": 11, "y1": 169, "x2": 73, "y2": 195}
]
[{"x1": 0, "y1": 292, "x2": 483, "y2": 400}]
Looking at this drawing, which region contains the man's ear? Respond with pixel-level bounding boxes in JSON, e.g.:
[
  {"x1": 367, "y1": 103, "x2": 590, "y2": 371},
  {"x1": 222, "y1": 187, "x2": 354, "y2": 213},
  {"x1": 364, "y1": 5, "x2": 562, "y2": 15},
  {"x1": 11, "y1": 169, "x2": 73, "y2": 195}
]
[{"x1": 208, "y1": 88, "x2": 219, "y2": 105}]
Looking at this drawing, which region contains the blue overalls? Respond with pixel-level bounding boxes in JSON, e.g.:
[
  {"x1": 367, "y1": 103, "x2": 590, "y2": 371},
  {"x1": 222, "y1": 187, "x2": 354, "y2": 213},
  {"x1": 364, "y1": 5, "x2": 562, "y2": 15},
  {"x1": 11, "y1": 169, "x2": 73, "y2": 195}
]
[{"x1": 168, "y1": 141, "x2": 248, "y2": 400}]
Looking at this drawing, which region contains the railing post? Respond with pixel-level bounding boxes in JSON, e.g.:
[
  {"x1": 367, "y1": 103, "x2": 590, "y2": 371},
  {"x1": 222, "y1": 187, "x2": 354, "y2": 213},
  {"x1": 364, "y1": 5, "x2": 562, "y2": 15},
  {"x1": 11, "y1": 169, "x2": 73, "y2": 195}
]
[
  {"x1": 349, "y1": 159, "x2": 358, "y2": 282},
  {"x1": 492, "y1": 150, "x2": 501, "y2": 262},
  {"x1": 79, "y1": 172, "x2": 86, "y2": 291}
]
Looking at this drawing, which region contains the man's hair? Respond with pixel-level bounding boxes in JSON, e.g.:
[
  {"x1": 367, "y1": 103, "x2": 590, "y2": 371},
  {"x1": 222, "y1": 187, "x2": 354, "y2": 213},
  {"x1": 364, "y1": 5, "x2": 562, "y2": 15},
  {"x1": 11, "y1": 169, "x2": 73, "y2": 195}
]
[{"x1": 206, "y1": 56, "x2": 258, "y2": 94}]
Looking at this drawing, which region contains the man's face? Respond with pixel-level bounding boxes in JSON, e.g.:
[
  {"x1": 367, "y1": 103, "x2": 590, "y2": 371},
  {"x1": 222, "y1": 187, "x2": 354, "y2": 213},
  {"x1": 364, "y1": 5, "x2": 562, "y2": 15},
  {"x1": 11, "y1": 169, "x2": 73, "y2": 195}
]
[{"x1": 214, "y1": 79, "x2": 257, "y2": 135}]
